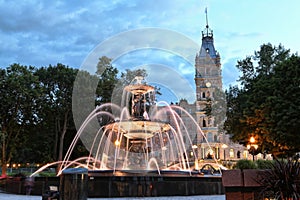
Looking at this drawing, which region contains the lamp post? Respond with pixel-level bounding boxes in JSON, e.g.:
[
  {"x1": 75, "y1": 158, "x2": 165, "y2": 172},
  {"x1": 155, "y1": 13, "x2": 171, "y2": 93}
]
[{"x1": 247, "y1": 136, "x2": 258, "y2": 161}]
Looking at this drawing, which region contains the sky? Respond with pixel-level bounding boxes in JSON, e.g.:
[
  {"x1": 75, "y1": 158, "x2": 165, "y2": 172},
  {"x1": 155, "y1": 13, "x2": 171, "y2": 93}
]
[{"x1": 1, "y1": 0, "x2": 300, "y2": 103}]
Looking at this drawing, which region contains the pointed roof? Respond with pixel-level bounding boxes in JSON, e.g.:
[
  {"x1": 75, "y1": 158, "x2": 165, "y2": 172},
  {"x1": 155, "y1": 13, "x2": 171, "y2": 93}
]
[{"x1": 198, "y1": 8, "x2": 218, "y2": 59}]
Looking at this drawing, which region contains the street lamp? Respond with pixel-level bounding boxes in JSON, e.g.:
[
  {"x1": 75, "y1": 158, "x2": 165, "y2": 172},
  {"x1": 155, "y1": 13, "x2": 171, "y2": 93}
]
[
  {"x1": 249, "y1": 136, "x2": 255, "y2": 144},
  {"x1": 247, "y1": 136, "x2": 258, "y2": 161}
]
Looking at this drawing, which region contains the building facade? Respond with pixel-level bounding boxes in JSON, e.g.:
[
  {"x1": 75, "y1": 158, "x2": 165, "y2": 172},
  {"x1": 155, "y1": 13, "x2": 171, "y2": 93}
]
[
  {"x1": 175, "y1": 12, "x2": 273, "y2": 163},
  {"x1": 194, "y1": 16, "x2": 224, "y2": 160},
  {"x1": 188, "y1": 12, "x2": 251, "y2": 162}
]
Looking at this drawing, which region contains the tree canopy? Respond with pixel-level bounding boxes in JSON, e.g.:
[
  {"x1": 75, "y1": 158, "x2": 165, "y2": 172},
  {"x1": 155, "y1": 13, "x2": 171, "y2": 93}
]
[
  {"x1": 224, "y1": 43, "x2": 300, "y2": 157},
  {"x1": 0, "y1": 57, "x2": 153, "y2": 175},
  {"x1": 0, "y1": 64, "x2": 42, "y2": 175}
]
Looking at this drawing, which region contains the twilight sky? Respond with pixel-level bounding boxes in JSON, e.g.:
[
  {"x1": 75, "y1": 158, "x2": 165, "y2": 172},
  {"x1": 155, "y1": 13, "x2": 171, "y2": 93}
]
[{"x1": 1, "y1": 0, "x2": 299, "y2": 103}]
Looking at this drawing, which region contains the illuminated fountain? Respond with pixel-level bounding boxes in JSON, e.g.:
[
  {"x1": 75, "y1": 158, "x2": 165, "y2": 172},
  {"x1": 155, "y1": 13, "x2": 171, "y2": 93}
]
[
  {"x1": 32, "y1": 76, "x2": 224, "y2": 198},
  {"x1": 58, "y1": 76, "x2": 206, "y2": 175}
]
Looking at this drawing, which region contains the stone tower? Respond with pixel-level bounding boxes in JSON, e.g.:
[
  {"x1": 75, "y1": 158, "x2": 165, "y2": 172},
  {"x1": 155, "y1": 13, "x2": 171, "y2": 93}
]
[{"x1": 194, "y1": 9, "x2": 223, "y2": 159}]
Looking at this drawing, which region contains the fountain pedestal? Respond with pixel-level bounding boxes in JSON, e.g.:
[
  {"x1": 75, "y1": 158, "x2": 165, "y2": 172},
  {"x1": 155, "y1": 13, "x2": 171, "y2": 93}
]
[{"x1": 59, "y1": 168, "x2": 88, "y2": 200}]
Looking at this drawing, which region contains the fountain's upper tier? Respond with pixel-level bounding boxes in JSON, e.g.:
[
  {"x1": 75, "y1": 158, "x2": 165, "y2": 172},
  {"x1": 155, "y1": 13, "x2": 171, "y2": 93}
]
[
  {"x1": 124, "y1": 76, "x2": 155, "y2": 96},
  {"x1": 104, "y1": 120, "x2": 171, "y2": 139},
  {"x1": 124, "y1": 84, "x2": 155, "y2": 95}
]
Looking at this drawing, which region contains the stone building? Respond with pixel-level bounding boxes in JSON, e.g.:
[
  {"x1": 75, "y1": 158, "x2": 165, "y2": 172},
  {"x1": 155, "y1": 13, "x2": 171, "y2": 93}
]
[{"x1": 179, "y1": 12, "x2": 253, "y2": 163}]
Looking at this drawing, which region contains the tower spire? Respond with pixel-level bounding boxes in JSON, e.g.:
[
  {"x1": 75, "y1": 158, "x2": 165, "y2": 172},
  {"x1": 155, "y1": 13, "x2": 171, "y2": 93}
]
[
  {"x1": 205, "y1": 7, "x2": 209, "y2": 28},
  {"x1": 202, "y1": 7, "x2": 213, "y2": 38}
]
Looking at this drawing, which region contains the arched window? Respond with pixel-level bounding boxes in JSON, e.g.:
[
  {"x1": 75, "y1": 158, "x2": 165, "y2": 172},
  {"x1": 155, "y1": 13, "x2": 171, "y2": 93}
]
[
  {"x1": 203, "y1": 119, "x2": 207, "y2": 127},
  {"x1": 229, "y1": 149, "x2": 234, "y2": 158},
  {"x1": 202, "y1": 92, "x2": 206, "y2": 98},
  {"x1": 237, "y1": 151, "x2": 241, "y2": 158},
  {"x1": 207, "y1": 91, "x2": 210, "y2": 97},
  {"x1": 197, "y1": 93, "x2": 201, "y2": 100}
]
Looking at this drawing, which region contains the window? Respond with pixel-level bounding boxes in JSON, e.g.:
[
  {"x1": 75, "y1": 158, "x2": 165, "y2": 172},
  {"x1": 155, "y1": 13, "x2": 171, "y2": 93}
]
[
  {"x1": 243, "y1": 150, "x2": 248, "y2": 159},
  {"x1": 207, "y1": 91, "x2": 210, "y2": 97},
  {"x1": 203, "y1": 119, "x2": 207, "y2": 127},
  {"x1": 229, "y1": 149, "x2": 234, "y2": 158},
  {"x1": 237, "y1": 151, "x2": 241, "y2": 158}
]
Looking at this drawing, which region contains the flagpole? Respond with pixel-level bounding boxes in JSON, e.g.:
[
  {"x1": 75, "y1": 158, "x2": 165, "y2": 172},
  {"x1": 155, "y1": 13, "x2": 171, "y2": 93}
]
[
  {"x1": 205, "y1": 7, "x2": 209, "y2": 36},
  {"x1": 205, "y1": 7, "x2": 208, "y2": 28}
]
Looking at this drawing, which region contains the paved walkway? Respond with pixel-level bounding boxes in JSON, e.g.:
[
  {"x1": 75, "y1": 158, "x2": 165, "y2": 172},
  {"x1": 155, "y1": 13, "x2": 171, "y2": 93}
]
[{"x1": 0, "y1": 193, "x2": 225, "y2": 200}]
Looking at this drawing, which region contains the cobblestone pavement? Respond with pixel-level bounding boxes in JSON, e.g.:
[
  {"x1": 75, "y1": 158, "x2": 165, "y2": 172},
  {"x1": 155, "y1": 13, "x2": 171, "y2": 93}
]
[{"x1": 0, "y1": 193, "x2": 225, "y2": 200}]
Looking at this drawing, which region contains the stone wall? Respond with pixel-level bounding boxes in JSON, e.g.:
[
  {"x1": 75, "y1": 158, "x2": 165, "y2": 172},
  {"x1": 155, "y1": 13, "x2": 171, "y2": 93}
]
[{"x1": 222, "y1": 169, "x2": 264, "y2": 200}]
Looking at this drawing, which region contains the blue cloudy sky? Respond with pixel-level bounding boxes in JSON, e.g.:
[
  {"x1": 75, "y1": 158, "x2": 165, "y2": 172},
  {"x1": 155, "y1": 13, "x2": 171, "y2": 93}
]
[{"x1": 1, "y1": 0, "x2": 299, "y2": 103}]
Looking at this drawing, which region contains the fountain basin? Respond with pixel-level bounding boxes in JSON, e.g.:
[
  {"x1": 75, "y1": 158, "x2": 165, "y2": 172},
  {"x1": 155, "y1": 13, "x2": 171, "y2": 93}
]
[{"x1": 86, "y1": 170, "x2": 224, "y2": 197}]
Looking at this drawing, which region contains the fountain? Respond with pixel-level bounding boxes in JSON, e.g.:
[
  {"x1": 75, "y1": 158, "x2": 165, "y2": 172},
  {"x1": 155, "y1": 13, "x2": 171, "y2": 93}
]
[
  {"x1": 33, "y1": 76, "x2": 224, "y2": 198},
  {"x1": 58, "y1": 76, "x2": 203, "y2": 174}
]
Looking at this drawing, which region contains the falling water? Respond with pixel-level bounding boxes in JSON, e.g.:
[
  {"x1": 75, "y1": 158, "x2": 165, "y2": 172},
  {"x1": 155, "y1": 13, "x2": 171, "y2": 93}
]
[{"x1": 32, "y1": 76, "x2": 221, "y2": 177}]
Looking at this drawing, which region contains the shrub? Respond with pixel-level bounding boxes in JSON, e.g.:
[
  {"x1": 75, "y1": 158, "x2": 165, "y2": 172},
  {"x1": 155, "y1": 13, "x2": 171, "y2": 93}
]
[
  {"x1": 235, "y1": 159, "x2": 256, "y2": 170},
  {"x1": 258, "y1": 159, "x2": 300, "y2": 199},
  {"x1": 255, "y1": 159, "x2": 273, "y2": 169},
  {"x1": 38, "y1": 171, "x2": 57, "y2": 177}
]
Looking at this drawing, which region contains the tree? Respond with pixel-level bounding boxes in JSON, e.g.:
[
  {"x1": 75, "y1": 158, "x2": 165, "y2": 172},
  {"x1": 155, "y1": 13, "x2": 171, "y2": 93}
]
[
  {"x1": 204, "y1": 87, "x2": 227, "y2": 133},
  {"x1": 95, "y1": 56, "x2": 119, "y2": 105},
  {"x1": 265, "y1": 55, "x2": 300, "y2": 155},
  {"x1": 35, "y1": 64, "x2": 78, "y2": 163},
  {"x1": 224, "y1": 43, "x2": 300, "y2": 156},
  {"x1": 110, "y1": 68, "x2": 148, "y2": 106},
  {"x1": 0, "y1": 64, "x2": 41, "y2": 176}
]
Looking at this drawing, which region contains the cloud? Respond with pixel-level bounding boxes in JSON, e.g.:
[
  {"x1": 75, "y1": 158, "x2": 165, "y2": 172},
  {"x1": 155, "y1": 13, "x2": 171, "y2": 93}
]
[
  {"x1": 112, "y1": 49, "x2": 196, "y2": 103},
  {"x1": 80, "y1": 28, "x2": 199, "y2": 73},
  {"x1": 115, "y1": 63, "x2": 196, "y2": 103},
  {"x1": 78, "y1": 28, "x2": 199, "y2": 104},
  {"x1": 0, "y1": 0, "x2": 207, "y2": 68}
]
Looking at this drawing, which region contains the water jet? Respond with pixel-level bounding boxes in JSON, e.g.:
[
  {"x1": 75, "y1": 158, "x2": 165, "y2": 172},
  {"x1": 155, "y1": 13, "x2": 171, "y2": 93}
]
[{"x1": 34, "y1": 76, "x2": 225, "y2": 198}]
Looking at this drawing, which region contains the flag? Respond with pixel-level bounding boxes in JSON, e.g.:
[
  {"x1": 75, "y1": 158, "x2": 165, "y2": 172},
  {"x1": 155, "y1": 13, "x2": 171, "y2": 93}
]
[{"x1": 205, "y1": 7, "x2": 207, "y2": 14}]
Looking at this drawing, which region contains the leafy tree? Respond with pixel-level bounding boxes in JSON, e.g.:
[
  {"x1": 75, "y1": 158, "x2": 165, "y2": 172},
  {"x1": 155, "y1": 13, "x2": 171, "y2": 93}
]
[
  {"x1": 119, "y1": 69, "x2": 148, "y2": 86},
  {"x1": 204, "y1": 87, "x2": 226, "y2": 133},
  {"x1": 265, "y1": 55, "x2": 300, "y2": 155},
  {"x1": 110, "y1": 68, "x2": 148, "y2": 106},
  {"x1": 224, "y1": 43, "x2": 299, "y2": 157},
  {"x1": 72, "y1": 69, "x2": 100, "y2": 128},
  {"x1": 0, "y1": 64, "x2": 41, "y2": 176},
  {"x1": 72, "y1": 57, "x2": 122, "y2": 158},
  {"x1": 0, "y1": 57, "x2": 156, "y2": 172},
  {"x1": 35, "y1": 64, "x2": 79, "y2": 163},
  {"x1": 95, "y1": 56, "x2": 119, "y2": 105}
]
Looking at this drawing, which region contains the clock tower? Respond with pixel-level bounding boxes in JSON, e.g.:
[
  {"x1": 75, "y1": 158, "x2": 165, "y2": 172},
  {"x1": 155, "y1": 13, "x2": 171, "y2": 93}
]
[{"x1": 194, "y1": 10, "x2": 223, "y2": 159}]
